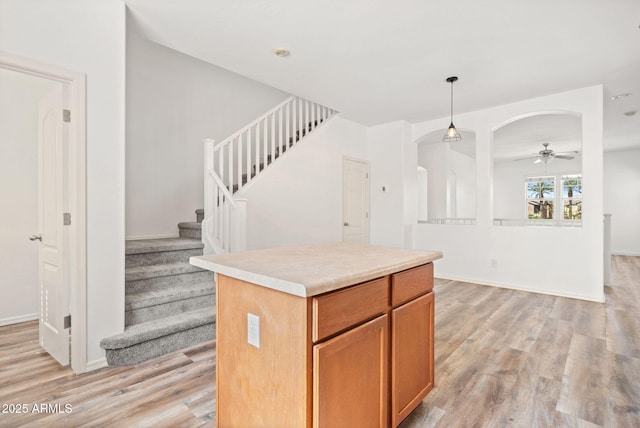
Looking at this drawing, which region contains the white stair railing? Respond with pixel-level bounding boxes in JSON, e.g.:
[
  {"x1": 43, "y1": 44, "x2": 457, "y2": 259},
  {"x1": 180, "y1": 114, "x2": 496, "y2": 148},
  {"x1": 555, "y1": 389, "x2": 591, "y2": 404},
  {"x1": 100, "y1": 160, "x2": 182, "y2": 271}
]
[
  {"x1": 203, "y1": 96, "x2": 337, "y2": 254},
  {"x1": 202, "y1": 145, "x2": 247, "y2": 254}
]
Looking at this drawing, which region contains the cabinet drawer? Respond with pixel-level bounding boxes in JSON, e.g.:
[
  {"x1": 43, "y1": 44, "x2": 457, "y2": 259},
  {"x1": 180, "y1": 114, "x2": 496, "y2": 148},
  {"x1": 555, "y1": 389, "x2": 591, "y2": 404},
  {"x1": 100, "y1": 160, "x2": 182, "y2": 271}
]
[
  {"x1": 313, "y1": 277, "x2": 389, "y2": 343},
  {"x1": 391, "y1": 263, "x2": 433, "y2": 307}
]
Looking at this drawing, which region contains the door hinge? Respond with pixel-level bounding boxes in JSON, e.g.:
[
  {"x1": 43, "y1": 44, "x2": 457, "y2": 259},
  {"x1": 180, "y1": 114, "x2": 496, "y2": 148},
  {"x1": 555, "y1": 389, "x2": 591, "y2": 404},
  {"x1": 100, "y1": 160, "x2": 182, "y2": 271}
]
[
  {"x1": 63, "y1": 109, "x2": 71, "y2": 123},
  {"x1": 366, "y1": 173, "x2": 369, "y2": 179},
  {"x1": 63, "y1": 314, "x2": 71, "y2": 329},
  {"x1": 63, "y1": 212, "x2": 71, "y2": 226}
]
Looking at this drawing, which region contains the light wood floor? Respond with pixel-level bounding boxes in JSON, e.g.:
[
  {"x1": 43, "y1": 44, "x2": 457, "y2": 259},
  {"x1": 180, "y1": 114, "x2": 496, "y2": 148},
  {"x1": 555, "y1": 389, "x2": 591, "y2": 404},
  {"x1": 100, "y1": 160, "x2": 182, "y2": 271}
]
[{"x1": 1, "y1": 256, "x2": 639, "y2": 427}]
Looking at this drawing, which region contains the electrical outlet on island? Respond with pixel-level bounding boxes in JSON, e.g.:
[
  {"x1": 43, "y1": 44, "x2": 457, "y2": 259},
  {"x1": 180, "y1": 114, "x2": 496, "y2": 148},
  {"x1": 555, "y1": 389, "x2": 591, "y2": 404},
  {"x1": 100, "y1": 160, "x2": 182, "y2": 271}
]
[{"x1": 248, "y1": 313, "x2": 260, "y2": 348}]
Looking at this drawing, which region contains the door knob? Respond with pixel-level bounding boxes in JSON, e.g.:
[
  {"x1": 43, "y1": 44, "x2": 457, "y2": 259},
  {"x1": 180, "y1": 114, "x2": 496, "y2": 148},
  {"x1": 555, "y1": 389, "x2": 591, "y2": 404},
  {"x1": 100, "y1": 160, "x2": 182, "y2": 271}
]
[
  {"x1": 29, "y1": 234, "x2": 42, "y2": 242},
  {"x1": 343, "y1": 222, "x2": 350, "y2": 226}
]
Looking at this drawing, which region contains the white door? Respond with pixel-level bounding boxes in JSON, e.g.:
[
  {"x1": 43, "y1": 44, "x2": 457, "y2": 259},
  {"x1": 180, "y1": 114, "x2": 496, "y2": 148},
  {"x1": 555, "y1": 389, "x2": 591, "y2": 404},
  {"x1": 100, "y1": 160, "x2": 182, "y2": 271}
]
[
  {"x1": 342, "y1": 158, "x2": 370, "y2": 244},
  {"x1": 37, "y1": 85, "x2": 70, "y2": 365}
]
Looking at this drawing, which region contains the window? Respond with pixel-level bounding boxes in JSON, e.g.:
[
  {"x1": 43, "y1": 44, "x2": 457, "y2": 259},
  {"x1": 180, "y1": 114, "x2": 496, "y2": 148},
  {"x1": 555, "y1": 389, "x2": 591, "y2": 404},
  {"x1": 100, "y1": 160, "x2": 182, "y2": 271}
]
[
  {"x1": 523, "y1": 174, "x2": 582, "y2": 223},
  {"x1": 562, "y1": 174, "x2": 582, "y2": 220},
  {"x1": 526, "y1": 176, "x2": 555, "y2": 220}
]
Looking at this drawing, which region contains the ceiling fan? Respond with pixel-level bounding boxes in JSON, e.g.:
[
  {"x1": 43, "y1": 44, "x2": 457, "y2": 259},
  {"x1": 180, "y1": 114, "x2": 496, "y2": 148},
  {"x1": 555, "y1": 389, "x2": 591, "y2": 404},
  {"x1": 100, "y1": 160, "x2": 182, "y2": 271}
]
[{"x1": 514, "y1": 143, "x2": 578, "y2": 164}]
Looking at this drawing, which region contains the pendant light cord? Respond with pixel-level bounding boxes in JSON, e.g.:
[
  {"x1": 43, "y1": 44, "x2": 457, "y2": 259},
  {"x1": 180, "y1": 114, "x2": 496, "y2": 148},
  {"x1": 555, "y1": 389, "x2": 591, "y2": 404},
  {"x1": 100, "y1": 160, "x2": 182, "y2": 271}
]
[
  {"x1": 450, "y1": 80, "x2": 454, "y2": 124},
  {"x1": 443, "y1": 76, "x2": 461, "y2": 142}
]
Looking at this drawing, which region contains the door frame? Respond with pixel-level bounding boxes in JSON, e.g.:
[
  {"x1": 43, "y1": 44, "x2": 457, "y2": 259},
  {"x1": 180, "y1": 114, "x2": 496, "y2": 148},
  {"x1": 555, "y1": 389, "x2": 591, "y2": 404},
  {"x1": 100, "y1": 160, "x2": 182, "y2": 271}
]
[
  {"x1": 0, "y1": 51, "x2": 87, "y2": 374},
  {"x1": 342, "y1": 156, "x2": 370, "y2": 244}
]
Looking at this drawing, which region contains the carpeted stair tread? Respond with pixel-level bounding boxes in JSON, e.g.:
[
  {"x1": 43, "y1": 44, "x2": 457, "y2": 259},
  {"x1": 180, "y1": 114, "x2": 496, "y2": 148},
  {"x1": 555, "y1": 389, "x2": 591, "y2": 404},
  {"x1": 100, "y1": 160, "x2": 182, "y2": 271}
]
[
  {"x1": 126, "y1": 262, "x2": 205, "y2": 281},
  {"x1": 126, "y1": 237, "x2": 203, "y2": 255},
  {"x1": 178, "y1": 222, "x2": 202, "y2": 239},
  {"x1": 100, "y1": 307, "x2": 216, "y2": 350},
  {"x1": 177, "y1": 222, "x2": 202, "y2": 230},
  {"x1": 104, "y1": 212, "x2": 214, "y2": 366},
  {"x1": 126, "y1": 282, "x2": 215, "y2": 310}
]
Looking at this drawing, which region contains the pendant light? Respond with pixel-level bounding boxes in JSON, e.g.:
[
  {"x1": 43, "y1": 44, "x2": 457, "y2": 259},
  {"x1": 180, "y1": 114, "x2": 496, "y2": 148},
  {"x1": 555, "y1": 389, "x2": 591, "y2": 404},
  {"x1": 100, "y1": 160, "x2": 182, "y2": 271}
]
[{"x1": 442, "y1": 76, "x2": 462, "y2": 142}]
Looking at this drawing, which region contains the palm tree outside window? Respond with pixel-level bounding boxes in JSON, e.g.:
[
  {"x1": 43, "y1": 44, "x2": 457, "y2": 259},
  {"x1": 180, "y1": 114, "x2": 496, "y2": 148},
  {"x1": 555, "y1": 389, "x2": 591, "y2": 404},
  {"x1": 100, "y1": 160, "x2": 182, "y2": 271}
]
[
  {"x1": 526, "y1": 177, "x2": 555, "y2": 219},
  {"x1": 562, "y1": 174, "x2": 582, "y2": 220}
]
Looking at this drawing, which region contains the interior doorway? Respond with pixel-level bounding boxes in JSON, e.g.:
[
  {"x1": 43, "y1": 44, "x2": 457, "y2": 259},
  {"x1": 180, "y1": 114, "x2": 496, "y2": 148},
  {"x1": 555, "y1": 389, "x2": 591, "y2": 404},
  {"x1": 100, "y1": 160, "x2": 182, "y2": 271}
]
[
  {"x1": 342, "y1": 157, "x2": 370, "y2": 244},
  {"x1": 0, "y1": 68, "x2": 56, "y2": 329},
  {"x1": 0, "y1": 51, "x2": 87, "y2": 373}
]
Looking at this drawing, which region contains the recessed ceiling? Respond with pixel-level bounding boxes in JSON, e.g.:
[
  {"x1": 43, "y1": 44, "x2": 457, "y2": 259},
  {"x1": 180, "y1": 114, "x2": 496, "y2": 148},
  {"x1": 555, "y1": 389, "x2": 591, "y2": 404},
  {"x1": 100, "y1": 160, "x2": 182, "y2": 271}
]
[
  {"x1": 124, "y1": 0, "x2": 640, "y2": 152},
  {"x1": 493, "y1": 114, "x2": 582, "y2": 161}
]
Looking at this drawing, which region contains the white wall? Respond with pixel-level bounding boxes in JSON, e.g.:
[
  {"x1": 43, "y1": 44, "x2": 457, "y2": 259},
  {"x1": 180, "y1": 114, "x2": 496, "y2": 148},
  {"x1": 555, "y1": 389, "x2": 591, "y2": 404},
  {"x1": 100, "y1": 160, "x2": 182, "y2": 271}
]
[
  {"x1": 418, "y1": 142, "x2": 476, "y2": 220},
  {"x1": 239, "y1": 117, "x2": 422, "y2": 251},
  {"x1": 0, "y1": 69, "x2": 56, "y2": 325},
  {"x1": 417, "y1": 167, "x2": 428, "y2": 221},
  {"x1": 493, "y1": 157, "x2": 582, "y2": 219},
  {"x1": 239, "y1": 116, "x2": 436, "y2": 252},
  {"x1": 238, "y1": 116, "x2": 368, "y2": 249},
  {"x1": 451, "y1": 150, "x2": 476, "y2": 219},
  {"x1": 368, "y1": 121, "x2": 412, "y2": 248},
  {"x1": 412, "y1": 86, "x2": 604, "y2": 302},
  {"x1": 1, "y1": 0, "x2": 126, "y2": 366},
  {"x1": 126, "y1": 34, "x2": 289, "y2": 239},
  {"x1": 604, "y1": 149, "x2": 640, "y2": 255},
  {"x1": 419, "y1": 142, "x2": 448, "y2": 219}
]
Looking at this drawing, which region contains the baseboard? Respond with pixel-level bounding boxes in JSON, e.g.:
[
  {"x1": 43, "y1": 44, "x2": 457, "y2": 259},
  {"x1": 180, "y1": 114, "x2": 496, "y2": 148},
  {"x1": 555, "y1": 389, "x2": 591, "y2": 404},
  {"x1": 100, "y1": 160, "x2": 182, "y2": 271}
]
[
  {"x1": 85, "y1": 357, "x2": 108, "y2": 372},
  {"x1": 0, "y1": 313, "x2": 38, "y2": 327},
  {"x1": 611, "y1": 251, "x2": 640, "y2": 257},
  {"x1": 126, "y1": 233, "x2": 180, "y2": 241},
  {"x1": 435, "y1": 275, "x2": 606, "y2": 303}
]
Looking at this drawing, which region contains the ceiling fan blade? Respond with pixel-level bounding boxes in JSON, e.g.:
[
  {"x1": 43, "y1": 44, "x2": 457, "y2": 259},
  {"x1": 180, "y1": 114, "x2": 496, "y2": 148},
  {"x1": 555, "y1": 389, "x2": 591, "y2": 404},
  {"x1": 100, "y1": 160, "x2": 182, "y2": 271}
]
[
  {"x1": 513, "y1": 155, "x2": 539, "y2": 161},
  {"x1": 554, "y1": 155, "x2": 575, "y2": 160}
]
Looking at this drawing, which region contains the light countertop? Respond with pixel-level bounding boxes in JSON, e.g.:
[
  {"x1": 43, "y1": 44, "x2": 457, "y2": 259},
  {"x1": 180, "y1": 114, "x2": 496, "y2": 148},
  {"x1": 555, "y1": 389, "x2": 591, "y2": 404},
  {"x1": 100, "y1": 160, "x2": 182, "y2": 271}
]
[{"x1": 189, "y1": 242, "x2": 442, "y2": 297}]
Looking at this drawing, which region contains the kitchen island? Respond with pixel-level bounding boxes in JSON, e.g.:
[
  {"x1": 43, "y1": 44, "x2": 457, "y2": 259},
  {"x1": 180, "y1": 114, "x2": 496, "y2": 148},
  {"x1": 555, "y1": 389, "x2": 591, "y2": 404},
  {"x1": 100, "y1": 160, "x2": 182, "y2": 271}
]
[{"x1": 190, "y1": 242, "x2": 442, "y2": 428}]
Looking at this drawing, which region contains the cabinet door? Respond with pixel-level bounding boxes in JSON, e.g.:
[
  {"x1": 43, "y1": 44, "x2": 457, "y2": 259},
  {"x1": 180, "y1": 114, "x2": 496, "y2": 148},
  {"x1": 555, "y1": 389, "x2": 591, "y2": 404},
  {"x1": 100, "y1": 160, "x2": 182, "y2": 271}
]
[
  {"x1": 313, "y1": 314, "x2": 388, "y2": 428},
  {"x1": 391, "y1": 292, "x2": 434, "y2": 426}
]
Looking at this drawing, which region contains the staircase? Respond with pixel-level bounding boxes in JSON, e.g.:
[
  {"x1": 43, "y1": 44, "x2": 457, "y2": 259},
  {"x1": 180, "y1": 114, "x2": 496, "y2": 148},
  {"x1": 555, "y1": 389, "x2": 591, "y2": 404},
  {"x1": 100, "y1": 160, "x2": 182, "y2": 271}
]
[
  {"x1": 203, "y1": 95, "x2": 337, "y2": 254},
  {"x1": 100, "y1": 209, "x2": 216, "y2": 366},
  {"x1": 101, "y1": 97, "x2": 336, "y2": 365}
]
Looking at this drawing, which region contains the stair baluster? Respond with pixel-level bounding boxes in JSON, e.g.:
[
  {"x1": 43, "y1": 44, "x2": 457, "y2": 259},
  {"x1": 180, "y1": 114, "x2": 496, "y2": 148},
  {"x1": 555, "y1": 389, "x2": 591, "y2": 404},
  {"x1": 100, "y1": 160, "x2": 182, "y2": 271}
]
[{"x1": 203, "y1": 96, "x2": 337, "y2": 254}]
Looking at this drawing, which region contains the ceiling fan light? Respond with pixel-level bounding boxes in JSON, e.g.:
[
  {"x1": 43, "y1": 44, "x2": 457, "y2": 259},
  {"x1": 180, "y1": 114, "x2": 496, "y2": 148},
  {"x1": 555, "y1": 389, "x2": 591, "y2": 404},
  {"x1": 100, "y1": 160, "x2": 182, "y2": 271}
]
[{"x1": 534, "y1": 158, "x2": 542, "y2": 164}]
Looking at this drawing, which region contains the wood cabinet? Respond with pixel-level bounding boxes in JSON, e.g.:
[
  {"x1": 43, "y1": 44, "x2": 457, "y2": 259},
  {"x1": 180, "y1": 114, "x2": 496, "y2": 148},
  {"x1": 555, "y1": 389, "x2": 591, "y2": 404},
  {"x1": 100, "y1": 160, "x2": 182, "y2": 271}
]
[
  {"x1": 390, "y1": 263, "x2": 435, "y2": 426},
  {"x1": 313, "y1": 315, "x2": 388, "y2": 428},
  {"x1": 391, "y1": 292, "x2": 434, "y2": 426},
  {"x1": 215, "y1": 263, "x2": 434, "y2": 428},
  {"x1": 312, "y1": 277, "x2": 388, "y2": 342}
]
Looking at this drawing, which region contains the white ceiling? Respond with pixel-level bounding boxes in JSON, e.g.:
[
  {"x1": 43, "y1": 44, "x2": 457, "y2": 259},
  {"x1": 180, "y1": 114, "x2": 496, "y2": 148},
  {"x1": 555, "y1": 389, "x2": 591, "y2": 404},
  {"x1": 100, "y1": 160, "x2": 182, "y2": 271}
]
[{"x1": 125, "y1": 0, "x2": 640, "y2": 152}]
